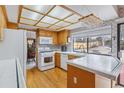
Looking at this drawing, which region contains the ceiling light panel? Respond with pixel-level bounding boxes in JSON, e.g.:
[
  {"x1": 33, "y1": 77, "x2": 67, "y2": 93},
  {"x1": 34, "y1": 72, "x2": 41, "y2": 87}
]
[
  {"x1": 49, "y1": 25, "x2": 61, "y2": 30},
  {"x1": 23, "y1": 5, "x2": 53, "y2": 14},
  {"x1": 41, "y1": 16, "x2": 59, "y2": 24},
  {"x1": 21, "y1": 8, "x2": 43, "y2": 20},
  {"x1": 18, "y1": 24, "x2": 38, "y2": 30},
  {"x1": 20, "y1": 18, "x2": 37, "y2": 25},
  {"x1": 48, "y1": 6, "x2": 72, "y2": 19},
  {"x1": 36, "y1": 22, "x2": 50, "y2": 27},
  {"x1": 5, "y1": 5, "x2": 19, "y2": 23},
  {"x1": 56, "y1": 21, "x2": 70, "y2": 27},
  {"x1": 65, "y1": 22, "x2": 82, "y2": 30},
  {"x1": 65, "y1": 14, "x2": 81, "y2": 23}
]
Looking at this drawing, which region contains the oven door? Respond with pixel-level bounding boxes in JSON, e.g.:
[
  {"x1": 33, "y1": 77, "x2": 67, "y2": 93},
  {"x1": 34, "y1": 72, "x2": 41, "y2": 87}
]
[{"x1": 42, "y1": 56, "x2": 54, "y2": 66}]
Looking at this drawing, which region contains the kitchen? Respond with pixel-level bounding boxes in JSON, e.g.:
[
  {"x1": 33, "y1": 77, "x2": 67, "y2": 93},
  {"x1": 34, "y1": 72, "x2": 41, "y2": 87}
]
[{"x1": 0, "y1": 5, "x2": 124, "y2": 88}]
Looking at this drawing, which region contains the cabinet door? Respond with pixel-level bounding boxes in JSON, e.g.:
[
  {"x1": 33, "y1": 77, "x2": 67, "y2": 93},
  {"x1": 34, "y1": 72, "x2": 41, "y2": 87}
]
[
  {"x1": 57, "y1": 30, "x2": 69, "y2": 45},
  {"x1": 52, "y1": 32, "x2": 57, "y2": 45},
  {"x1": 55, "y1": 53, "x2": 61, "y2": 67},
  {"x1": 67, "y1": 65, "x2": 95, "y2": 88}
]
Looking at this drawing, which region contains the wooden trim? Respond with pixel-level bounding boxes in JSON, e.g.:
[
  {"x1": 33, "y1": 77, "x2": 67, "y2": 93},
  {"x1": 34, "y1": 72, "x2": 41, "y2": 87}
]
[
  {"x1": 17, "y1": 5, "x2": 23, "y2": 23},
  {"x1": 59, "y1": 5, "x2": 82, "y2": 17},
  {"x1": 7, "y1": 22, "x2": 18, "y2": 29},
  {"x1": 1, "y1": 5, "x2": 8, "y2": 22},
  {"x1": 34, "y1": 5, "x2": 56, "y2": 26}
]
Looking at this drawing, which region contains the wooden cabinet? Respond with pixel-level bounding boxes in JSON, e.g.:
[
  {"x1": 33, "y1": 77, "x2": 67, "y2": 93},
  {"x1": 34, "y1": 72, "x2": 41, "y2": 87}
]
[
  {"x1": 52, "y1": 32, "x2": 57, "y2": 45},
  {"x1": 68, "y1": 55, "x2": 80, "y2": 60},
  {"x1": 0, "y1": 6, "x2": 7, "y2": 40},
  {"x1": 55, "y1": 53, "x2": 61, "y2": 68},
  {"x1": 67, "y1": 65, "x2": 95, "y2": 88},
  {"x1": 57, "y1": 30, "x2": 69, "y2": 45}
]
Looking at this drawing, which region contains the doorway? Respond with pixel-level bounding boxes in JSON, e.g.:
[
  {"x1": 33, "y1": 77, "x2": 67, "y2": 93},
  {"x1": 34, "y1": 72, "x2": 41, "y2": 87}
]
[{"x1": 117, "y1": 23, "x2": 124, "y2": 86}]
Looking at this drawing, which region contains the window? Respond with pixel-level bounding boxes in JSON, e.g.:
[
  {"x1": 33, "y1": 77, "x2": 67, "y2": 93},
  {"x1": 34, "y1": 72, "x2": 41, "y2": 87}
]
[
  {"x1": 73, "y1": 37, "x2": 87, "y2": 53},
  {"x1": 73, "y1": 34, "x2": 112, "y2": 55},
  {"x1": 88, "y1": 35, "x2": 112, "y2": 55}
]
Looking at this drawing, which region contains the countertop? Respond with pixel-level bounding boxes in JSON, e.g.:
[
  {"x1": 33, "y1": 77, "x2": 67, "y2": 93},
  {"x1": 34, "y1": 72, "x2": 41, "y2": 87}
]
[
  {"x1": 55, "y1": 51, "x2": 85, "y2": 56},
  {"x1": 67, "y1": 54, "x2": 123, "y2": 80}
]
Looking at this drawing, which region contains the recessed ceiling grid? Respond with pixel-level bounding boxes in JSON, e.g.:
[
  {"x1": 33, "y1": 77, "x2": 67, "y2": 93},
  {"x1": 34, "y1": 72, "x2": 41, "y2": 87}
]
[{"x1": 18, "y1": 5, "x2": 81, "y2": 31}]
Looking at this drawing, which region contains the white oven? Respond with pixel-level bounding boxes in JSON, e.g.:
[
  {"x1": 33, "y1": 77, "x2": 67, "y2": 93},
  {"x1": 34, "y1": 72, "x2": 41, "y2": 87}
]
[{"x1": 38, "y1": 51, "x2": 55, "y2": 71}]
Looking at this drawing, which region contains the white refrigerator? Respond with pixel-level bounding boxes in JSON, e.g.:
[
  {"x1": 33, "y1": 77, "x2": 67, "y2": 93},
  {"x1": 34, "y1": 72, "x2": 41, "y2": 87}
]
[{"x1": 0, "y1": 29, "x2": 27, "y2": 79}]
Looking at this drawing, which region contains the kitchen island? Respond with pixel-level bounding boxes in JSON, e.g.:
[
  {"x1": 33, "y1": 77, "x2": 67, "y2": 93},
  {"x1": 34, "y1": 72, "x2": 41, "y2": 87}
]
[{"x1": 67, "y1": 54, "x2": 123, "y2": 88}]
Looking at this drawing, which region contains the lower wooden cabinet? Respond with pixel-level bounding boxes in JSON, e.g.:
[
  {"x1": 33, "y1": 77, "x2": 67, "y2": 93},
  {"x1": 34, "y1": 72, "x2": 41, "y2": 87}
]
[
  {"x1": 67, "y1": 65, "x2": 95, "y2": 88},
  {"x1": 55, "y1": 53, "x2": 61, "y2": 68}
]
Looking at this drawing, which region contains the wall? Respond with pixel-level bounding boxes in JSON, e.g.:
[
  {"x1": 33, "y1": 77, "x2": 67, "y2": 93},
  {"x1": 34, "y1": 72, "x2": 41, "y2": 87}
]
[
  {"x1": 0, "y1": 6, "x2": 7, "y2": 27},
  {"x1": 0, "y1": 6, "x2": 7, "y2": 40}
]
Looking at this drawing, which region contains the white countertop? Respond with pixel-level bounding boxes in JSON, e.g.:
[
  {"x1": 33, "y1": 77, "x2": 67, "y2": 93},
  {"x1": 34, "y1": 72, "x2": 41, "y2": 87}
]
[
  {"x1": 0, "y1": 59, "x2": 17, "y2": 88},
  {"x1": 55, "y1": 51, "x2": 85, "y2": 56},
  {"x1": 67, "y1": 54, "x2": 123, "y2": 80}
]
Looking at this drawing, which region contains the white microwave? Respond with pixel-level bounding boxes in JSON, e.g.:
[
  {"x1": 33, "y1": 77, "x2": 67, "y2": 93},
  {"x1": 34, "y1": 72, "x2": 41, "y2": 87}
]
[{"x1": 39, "y1": 37, "x2": 53, "y2": 44}]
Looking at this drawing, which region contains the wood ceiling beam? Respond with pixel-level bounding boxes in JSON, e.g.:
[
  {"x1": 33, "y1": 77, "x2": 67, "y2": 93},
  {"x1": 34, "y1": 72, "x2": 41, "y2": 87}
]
[
  {"x1": 34, "y1": 5, "x2": 56, "y2": 26},
  {"x1": 1, "y1": 5, "x2": 8, "y2": 22},
  {"x1": 59, "y1": 5, "x2": 82, "y2": 17},
  {"x1": 17, "y1": 5, "x2": 23, "y2": 23}
]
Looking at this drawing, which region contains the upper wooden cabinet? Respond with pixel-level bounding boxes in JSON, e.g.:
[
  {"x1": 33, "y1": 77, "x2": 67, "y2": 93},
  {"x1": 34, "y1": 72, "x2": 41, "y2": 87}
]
[
  {"x1": 0, "y1": 6, "x2": 7, "y2": 40},
  {"x1": 57, "y1": 30, "x2": 69, "y2": 45}
]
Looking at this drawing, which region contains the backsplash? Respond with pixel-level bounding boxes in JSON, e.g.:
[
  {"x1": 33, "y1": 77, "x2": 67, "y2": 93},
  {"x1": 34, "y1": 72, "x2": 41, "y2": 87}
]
[{"x1": 38, "y1": 44, "x2": 69, "y2": 51}]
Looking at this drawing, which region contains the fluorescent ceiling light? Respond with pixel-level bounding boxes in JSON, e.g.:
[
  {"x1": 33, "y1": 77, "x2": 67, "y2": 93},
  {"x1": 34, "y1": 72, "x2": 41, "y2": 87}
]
[
  {"x1": 20, "y1": 18, "x2": 37, "y2": 25},
  {"x1": 41, "y1": 16, "x2": 59, "y2": 24},
  {"x1": 36, "y1": 22, "x2": 50, "y2": 27},
  {"x1": 56, "y1": 21, "x2": 70, "y2": 27},
  {"x1": 21, "y1": 9, "x2": 43, "y2": 20},
  {"x1": 65, "y1": 14, "x2": 81, "y2": 23},
  {"x1": 48, "y1": 6, "x2": 72, "y2": 19},
  {"x1": 24, "y1": 5, "x2": 53, "y2": 14}
]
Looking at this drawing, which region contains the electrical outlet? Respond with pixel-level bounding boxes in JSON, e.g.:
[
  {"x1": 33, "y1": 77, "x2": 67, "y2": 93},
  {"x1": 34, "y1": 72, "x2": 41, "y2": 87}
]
[{"x1": 73, "y1": 77, "x2": 77, "y2": 84}]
